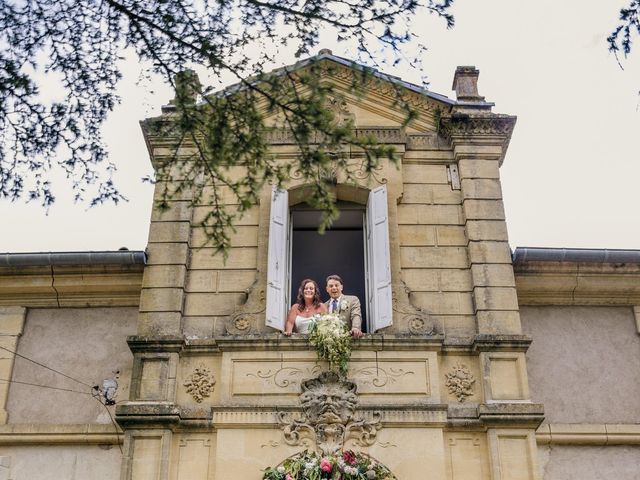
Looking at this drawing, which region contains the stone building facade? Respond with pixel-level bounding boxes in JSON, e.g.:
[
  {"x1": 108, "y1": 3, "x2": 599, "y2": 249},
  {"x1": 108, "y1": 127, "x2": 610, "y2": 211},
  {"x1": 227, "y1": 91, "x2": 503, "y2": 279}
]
[{"x1": 0, "y1": 52, "x2": 638, "y2": 479}]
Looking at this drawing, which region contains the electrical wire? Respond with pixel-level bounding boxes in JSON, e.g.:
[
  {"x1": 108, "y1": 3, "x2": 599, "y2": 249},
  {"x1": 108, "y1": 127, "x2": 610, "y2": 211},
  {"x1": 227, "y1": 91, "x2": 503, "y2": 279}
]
[
  {"x1": 0, "y1": 346, "x2": 123, "y2": 452},
  {"x1": 91, "y1": 391, "x2": 123, "y2": 454},
  {"x1": 0, "y1": 345, "x2": 93, "y2": 388},
  {"x1": 0, "y1": 378, "x2": 92, "y2": 395}
]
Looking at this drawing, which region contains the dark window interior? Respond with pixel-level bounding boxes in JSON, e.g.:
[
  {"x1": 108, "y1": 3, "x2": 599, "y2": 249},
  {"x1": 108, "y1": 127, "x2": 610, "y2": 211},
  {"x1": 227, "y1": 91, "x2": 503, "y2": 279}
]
[{"x1": 290, "y1": 203, "x2": 367, "y2": 330}]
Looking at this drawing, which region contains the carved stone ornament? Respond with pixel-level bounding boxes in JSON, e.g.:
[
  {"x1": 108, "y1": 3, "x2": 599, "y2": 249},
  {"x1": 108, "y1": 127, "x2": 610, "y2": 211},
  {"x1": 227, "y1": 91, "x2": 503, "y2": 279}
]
[
  {"x1": 184, "y1": 365, "x2": 216, "y2": 403},
  {"x1": 439, "y1": 114, "x2": 516, "y2": 140},
  {"x1": 225, "y1": 279, "x2": 265, "y2": 335},
  {"x1": 278, "y1": 371, "x2": 381, "y2": 455},
  {"x1": 392, "y1": 283, "x2": 435, "y2": 335},
  {"x1": 315, "y1": 61, "x2": 439, "y2": 114},
  {"x1": 325, "y1": 95, "x2": 355, "y2": 126},
  {"x1": 445, "y1": 363, "x2": 476, "y2": 403}
]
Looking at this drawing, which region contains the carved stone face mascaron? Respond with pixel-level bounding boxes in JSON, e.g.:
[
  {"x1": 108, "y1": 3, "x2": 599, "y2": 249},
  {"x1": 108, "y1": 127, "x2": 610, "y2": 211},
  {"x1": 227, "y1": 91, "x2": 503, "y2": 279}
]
[{"x1": 279, "y1": 371, "x2": 381, "y2": 456}]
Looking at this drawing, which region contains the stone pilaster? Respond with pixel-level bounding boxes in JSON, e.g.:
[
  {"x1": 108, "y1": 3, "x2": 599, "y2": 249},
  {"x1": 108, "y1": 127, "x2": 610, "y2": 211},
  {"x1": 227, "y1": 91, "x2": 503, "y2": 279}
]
[
  {"x1": 137, "y1": 182, "x2": 191, "y2": 336},
  {"x1": 442, "y1": 111, "x2": 520, "y2": 335}
]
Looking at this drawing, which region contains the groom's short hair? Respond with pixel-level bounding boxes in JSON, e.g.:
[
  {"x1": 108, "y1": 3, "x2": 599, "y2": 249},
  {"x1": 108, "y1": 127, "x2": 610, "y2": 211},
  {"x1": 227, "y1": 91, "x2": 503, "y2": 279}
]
[{"x1": 326, "y1": 274, "x2": 343, "y2": 285}]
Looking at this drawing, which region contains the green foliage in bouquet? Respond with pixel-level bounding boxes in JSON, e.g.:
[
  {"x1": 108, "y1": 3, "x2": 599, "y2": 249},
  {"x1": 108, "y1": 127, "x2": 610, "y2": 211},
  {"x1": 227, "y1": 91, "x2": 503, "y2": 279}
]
[
  {"x1": 263, "y1": 450, "x2": 396, "y2": 480},
  {"x1": 307, "y1": 314, "x2": 352, "y2": 375}
]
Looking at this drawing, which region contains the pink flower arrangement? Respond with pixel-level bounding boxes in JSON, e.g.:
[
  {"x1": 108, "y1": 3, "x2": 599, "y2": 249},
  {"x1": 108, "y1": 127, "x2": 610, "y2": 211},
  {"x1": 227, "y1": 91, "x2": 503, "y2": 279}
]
[
  {"x1": 320, "y1": 457, "x2": 333, "y2": 473},
  {"x1": 262, "y1": 450, "x2": 396, "y2": 479},
  {"x1": 342, "y1": 451, "x2": 357, "y2": 466}
]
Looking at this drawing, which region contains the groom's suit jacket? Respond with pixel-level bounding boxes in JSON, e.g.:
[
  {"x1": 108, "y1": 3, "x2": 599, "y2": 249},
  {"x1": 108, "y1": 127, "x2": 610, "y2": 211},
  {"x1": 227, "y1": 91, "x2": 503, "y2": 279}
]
[{"x1": 325, "y1": 295, "x2": 362, "y2": 331}]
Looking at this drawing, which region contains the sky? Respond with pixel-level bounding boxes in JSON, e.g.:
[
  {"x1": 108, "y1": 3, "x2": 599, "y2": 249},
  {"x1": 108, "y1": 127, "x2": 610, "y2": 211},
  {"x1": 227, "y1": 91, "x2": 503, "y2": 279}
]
[{"x1": 1, "y1": 0, "x2": 639, "y2": 253}]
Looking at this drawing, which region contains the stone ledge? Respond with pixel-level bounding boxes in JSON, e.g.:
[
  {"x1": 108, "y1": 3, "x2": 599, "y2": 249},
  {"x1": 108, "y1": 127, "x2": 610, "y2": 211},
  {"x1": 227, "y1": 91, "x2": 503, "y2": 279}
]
[
  {"x1": 477, "y1": 403, "x2": 544, "y2": 428},
  {"x1": 127, "y1": 334, "x2": 445, "y2": 353},
  {"x1": 536, "y1": 423, "x2": 640, "y2": 445},
  {"x1": 0, "y1": 423, "x2": 122, "y2": 445},
  {"x1": 472, "y1": 334, "x2": 532, "y2": 352},
  {"x1": 116, "y1": 403, "x2": 449, "y2": 429},
  {"x1": 446, "y1": 403, "x2": 544, "y2": 428}
]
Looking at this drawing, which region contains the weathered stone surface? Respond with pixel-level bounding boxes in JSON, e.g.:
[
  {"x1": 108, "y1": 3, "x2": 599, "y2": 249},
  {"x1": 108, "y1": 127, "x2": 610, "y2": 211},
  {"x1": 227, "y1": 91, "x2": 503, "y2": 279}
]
[
  {"x1": 458, "y1": 159, "x2": 500, "y2": 179},
  {"x1": 462, "y1": 199, "x2": 506, "y2": 221},
  {"x1": 400, "y1": 247, "x2": 469, "y2": 268},
  {"x1": 461, "y1": 178, "x2": 503, "y2": 200},
  {"x1": 6, "y1": 307, "x2": 136, "y2": 424},
  {"x1": 471, "y1": 264, "x2": 516, "y2": 287},
  {"x1": 468, "y1": 241, "x2": 512, "y2": 264},
  {"x1": 147, "y1": 220, "x2": 191, "y2": 243},
  {"x1": 465, "y1": 220, "x2": 509, "y2": 241},
  {"x1": 522, "y1": 305, "x2": 640, "y2": 424},
  {"x1": 397, "y1": 204, "x2": 465, "y2": 225},
  {"x1": 402, "y1": 164, "x2": 449, "y2": 184},
  {"x1": 142, "y1": 265, "x2": 187, "y2": 289}
]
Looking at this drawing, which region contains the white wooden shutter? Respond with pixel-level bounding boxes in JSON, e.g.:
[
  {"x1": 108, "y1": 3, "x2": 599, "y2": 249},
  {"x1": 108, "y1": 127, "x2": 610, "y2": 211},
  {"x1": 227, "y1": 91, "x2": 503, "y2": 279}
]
[
  {"x1": 265, "y1": 186, "x2": 289, "y2": 331},
  {"x1": 366, "y1": 186, "x2": 393, "y2": 331}
]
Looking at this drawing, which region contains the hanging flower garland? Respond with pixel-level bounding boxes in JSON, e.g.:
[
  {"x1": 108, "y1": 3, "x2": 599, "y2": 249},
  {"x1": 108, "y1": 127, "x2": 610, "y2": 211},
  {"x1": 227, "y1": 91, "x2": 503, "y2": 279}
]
[
  {"x1": 307, "y1": 313, "x2": 353, "y2": 374},
  {"x1": 262, "y1": 450, "x2": 396, "y2": 480}
]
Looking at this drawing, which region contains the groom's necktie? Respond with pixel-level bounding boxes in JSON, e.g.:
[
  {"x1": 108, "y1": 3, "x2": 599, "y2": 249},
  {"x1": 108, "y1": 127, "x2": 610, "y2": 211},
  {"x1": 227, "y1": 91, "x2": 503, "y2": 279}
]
[{"x1": 331, "y1": 299, "x2": 338, "y2": 313}]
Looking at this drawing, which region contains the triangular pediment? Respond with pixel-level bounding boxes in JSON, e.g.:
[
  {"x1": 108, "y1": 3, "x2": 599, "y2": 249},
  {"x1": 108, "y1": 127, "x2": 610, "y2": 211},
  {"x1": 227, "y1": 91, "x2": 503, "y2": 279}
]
[{"x1": 257, "y1": 52, "x2": 457, "y2": 133}]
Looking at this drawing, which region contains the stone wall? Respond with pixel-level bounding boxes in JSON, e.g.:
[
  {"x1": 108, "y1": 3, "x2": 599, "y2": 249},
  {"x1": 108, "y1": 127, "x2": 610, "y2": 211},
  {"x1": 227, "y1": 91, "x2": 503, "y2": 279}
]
[
  {"x1": 0, "y1": 445, "x2": 121, "y2": 480},
  {"x1": 398, "y1": 162, "x2": 476, "y2": 337},
  {"x1": 7, "y1": 307, "x2": 137, "y2": 424},
  {"x1": 537, "y1": 445, "x2": 640, "y2": 480},
  {"x1": 521, "y1": 305, "x2": 640, "y2": 424}
]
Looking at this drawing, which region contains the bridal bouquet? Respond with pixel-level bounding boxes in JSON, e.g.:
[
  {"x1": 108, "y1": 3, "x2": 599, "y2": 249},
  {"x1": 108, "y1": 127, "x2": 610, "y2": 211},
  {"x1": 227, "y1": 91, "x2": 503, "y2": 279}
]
[
  {"x1": 262, "y1": 450, "x2": 396, "y2": 480},
  {"x1": 307, "y1": 313, "x2": 352, "y2": 374}
]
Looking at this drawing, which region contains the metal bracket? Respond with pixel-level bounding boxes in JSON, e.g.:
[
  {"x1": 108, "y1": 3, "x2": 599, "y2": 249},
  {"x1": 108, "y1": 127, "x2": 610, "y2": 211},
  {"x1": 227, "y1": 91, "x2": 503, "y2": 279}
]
[{"x1": 447, "y1": 164, "x2": 461, "y2": 190}]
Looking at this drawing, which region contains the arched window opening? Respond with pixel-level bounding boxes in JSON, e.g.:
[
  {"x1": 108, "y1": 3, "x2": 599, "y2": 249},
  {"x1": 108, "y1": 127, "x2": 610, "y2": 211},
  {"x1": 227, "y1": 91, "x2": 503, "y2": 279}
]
[
  {"x1": 266, "y1": 185, "x2": 392, "y2": 333},
  {"x1": 290, "y1": 202, "x2": 367, "y2": 329}
]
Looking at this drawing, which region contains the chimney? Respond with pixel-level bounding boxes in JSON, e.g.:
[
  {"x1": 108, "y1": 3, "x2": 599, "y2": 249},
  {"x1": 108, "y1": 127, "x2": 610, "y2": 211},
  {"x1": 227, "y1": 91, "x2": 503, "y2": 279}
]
[
  {"x1": 452, "y1": 66, "x2": 485, "y2": 102},
  {"x1": 162, "y1": 69, "x2": 202, "y2": 113}
]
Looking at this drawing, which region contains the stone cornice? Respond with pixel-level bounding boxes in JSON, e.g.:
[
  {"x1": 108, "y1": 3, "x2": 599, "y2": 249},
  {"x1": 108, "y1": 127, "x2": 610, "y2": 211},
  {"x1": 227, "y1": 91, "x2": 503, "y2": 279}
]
[
  {"x1": 536, "y1": 423, "x2": 640, "y2": 445},
  {"x1": 0, "y1": 423, "x2": 122, "y2": 445},
  {"x1": 514, "y1": 261, "x2": 640, "y2": 306},
  {"x1": 116, "y1": 402, "x2": 449, "y2": 429},
  {"x1": 440, "y1": 113, "x2": 517, "y2": 165},
  {"x1": 0, "y1": 264, "x2": 144, "y2": 307},
  {"x1": 126, "y1": 334, "x2": 445, "y2": 354}
]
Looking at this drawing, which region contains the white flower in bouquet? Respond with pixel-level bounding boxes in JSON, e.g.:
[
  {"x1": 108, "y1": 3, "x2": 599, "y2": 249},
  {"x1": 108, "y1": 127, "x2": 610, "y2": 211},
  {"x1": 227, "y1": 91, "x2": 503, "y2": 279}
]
[{"x1": 307, "y1": 313, "x2": 352, "y2": 374}]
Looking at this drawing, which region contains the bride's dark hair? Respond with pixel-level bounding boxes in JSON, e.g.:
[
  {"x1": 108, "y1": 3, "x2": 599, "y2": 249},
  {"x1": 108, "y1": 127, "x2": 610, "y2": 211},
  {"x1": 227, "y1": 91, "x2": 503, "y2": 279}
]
[{"x1": 295, "y1": 278, "x2": 322, "y2": 311}]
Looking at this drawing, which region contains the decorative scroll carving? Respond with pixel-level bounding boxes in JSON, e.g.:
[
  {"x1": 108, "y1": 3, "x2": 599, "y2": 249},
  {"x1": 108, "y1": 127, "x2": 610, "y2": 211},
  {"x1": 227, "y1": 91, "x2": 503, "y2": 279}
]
[
  {"x1": 184, "y1": 365, "x2": 216, "y2": 403},
  {"x1": 278, "y1": 372, "x2": 381, "y2": 455},
  {"x1": 392, "y1": 283, "x2": 435, "y2": 335},
  {"x1": 445, "y1": 363, "x2": 476, "y2": 403},
  {"x1": 325, "y1": 95, "x2": 354, "y2": 126},
  {"x1": 260, "y1": 441, "x2": 280, "y2": 448},
  {"x1": 351, "y1": 366, "x2": 414, "y2": 388},
  {"x1": 247, "y1": 365, "x2": 322, "y2": 388},
  {"x1": 225, "y1": 279, "x2": 265, "y2": 335},
  {"x1": 377, "y1": 441, "x2": 398, "y2": 448}
]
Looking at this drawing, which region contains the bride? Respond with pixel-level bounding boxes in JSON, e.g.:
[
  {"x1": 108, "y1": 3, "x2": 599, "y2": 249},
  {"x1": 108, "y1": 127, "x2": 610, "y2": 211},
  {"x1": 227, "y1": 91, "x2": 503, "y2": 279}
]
[{"x1": 283, "y1": 279, "x2": 327, "y2": 335}]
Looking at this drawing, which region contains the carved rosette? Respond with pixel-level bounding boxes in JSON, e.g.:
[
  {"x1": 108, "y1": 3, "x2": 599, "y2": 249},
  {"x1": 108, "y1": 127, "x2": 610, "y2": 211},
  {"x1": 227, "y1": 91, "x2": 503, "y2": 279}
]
[
  {"x1": 184, "y1": 364, "x2": 216, "y2": 403},
  {"x1": 278, "y1": 371, "x2": 381, "y2": 455},
  {"x1": 445, "y1": 363, "x2": 476, "y2": 403}
]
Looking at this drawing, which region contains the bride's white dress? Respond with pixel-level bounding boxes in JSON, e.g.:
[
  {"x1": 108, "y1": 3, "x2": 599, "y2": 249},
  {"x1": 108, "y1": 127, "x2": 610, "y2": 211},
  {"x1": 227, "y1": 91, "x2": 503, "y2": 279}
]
[{"x1": 294, "y1": 315, "x2": 314, "y2": 334}]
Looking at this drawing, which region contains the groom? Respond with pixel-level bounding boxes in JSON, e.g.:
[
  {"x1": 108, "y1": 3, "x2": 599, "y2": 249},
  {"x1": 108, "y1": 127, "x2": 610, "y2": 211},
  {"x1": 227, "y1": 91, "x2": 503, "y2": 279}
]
[{"x1": 325, "y1": 275, "x2": 363, "y2": 338}]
